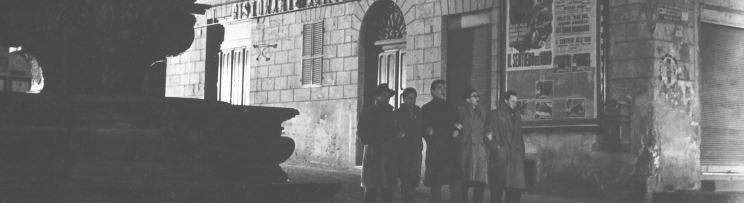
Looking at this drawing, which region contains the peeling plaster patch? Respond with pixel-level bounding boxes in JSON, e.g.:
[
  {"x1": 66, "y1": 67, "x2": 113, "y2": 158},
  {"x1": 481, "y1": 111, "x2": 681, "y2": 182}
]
[
  {"x1": 657, "y1": 54, "x2": 695, "y2": 112},
  {"x1": 658, "y1": 54, "x2": 680, "y2": 86}
]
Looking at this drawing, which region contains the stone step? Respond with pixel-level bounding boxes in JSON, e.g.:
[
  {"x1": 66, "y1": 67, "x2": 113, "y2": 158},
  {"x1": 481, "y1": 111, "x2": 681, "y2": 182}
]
[
  {"x1": 653, "y1": 191, "x2": 744, "y2": 203},
  {"x1": 702, "y1": 180, "x2": 744, "y2": 192},
  {"x1": 0, "y1": 179, "x2": 343, "y2": 203}
]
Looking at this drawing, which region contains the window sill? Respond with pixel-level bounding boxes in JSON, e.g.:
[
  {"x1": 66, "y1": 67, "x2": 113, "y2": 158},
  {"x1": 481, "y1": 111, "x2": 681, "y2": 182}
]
[
  {"x1": 521, "y1": 119, "x2": 600, "y2": 134},
  {"x1": 302, "y1": 84, "x2": 322, "y2": 88}
]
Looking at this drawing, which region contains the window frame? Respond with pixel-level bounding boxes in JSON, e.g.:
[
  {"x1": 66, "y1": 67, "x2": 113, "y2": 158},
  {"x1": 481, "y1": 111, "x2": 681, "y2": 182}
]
[{"x1": 301, "y1": 21, "x2": 324, "y2": 87}]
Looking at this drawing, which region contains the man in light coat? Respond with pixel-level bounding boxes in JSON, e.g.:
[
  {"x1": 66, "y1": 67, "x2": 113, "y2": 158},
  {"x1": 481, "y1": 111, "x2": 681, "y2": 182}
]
[
  {"x1": 456, "y1": 89, "x2": 489, "y2": 203},
  {"x1": 357, "y1": 83, "x2": 400, "y2": 203},
  {"x1": 485, "y1": 91, "x2": 525, "y2": 203}
]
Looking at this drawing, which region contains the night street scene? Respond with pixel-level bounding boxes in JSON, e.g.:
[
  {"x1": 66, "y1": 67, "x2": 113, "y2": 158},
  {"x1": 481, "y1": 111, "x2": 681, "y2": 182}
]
[{"x1": 0, "y1": 0, "x2": 743, "y2": 202}]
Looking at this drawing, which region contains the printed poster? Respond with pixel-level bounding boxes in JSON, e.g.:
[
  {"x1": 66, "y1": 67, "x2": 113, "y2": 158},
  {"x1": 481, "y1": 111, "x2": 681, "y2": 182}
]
[
  {"x1": 535, "y1": 80, "x2": 554, "y2": 99},
  {"x1": 506, "y1": 0, "x2": 597, "y2": 72},
  {"x1": 553, "y1": 0, "x2": 595, "y2": 73},
  {"x1": 506, "y1": 0, "x2": 554, "y2": 70},
  {"x1": 566, "y1": 98, "x2": 586, "y2": 118},
  {"x1": 505, "y1": 0, "x2": 599, "y2": 122},
  {"x1": 535, "y1": 101, "x2": 553, "y2": 120}
]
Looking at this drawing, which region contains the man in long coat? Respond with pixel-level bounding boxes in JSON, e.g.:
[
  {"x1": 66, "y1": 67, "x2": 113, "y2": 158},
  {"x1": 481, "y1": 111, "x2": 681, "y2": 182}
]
[
  {"x1": 357, "y1": 83, "x2": 400, "y2": 203},
  {"x1": 485, "y1": 91, "x2": 525, "y2": 203},
  {"x1": 393, "y1": 87, "x2": 424, "y2": 203},
  {"x1": 422, "y1": 80, "x2": 463, "y2": 203},
  {"x1": 456, "y1": 89, "x2": 489, "y2": 203}
]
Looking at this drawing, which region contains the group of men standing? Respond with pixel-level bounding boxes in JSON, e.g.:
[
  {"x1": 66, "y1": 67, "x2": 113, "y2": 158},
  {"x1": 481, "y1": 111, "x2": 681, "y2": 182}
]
[{"x1": 357, "y1": 80, "x2": 525, "y2": 203}]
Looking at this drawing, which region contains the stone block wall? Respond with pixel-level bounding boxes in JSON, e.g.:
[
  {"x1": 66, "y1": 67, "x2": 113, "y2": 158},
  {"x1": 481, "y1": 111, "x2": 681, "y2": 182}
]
[
  {"x1": 166, "y1": 15, "x2": 209, "y2": 99},
  {"x1": 238, "y1": 3, "x2": 363, "y2": 167},
  {"x1": 402, "y1": 0, "x2": 444, "y2": 105}
]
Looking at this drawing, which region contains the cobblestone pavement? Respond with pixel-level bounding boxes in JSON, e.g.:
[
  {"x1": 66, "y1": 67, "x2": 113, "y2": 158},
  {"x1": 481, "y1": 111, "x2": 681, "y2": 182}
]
[{"x1": 281, "y1": 161, "x2": 622, "y2": 203}]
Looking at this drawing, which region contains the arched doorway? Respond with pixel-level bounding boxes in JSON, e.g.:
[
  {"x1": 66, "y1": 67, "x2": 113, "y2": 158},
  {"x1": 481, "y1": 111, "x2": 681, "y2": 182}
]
[{"x1": 356, "y1": 0, "x2": 407, "y2": 165}]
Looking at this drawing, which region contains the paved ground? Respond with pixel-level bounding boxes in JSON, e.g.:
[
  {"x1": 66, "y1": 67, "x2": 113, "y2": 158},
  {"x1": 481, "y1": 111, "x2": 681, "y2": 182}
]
[{"x1": 281, "y1": 161, "x2": 621, "y2": 203}]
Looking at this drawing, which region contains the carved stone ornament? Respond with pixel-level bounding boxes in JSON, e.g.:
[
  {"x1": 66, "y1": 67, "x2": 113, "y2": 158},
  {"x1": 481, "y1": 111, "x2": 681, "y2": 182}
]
[{"x1": 371, "y1": 0, "x2": 407, "y2": 41}]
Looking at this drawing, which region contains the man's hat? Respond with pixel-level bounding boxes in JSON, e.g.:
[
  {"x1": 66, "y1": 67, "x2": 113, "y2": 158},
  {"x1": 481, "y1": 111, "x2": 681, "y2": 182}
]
[{"x1": 375, "y1": 83, "x2": 396, "y2": 96}]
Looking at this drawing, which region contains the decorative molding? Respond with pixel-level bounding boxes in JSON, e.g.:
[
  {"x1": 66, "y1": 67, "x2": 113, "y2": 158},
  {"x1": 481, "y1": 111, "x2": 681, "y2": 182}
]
[{"x1": 371, "y1": 0, "x2": 407, "y2": 41}]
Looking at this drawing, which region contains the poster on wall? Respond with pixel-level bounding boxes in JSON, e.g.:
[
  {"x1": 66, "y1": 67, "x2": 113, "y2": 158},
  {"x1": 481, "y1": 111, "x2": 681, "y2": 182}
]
[
  {"x1": 566, "y1": 98, "x2": 586, "y2": 118},
  {"x1": 535, "y1": 80, "x2": 554, "y2": 99},
  {"x1": 505, "y1": 0, "x2": 599, "y2": 123},
  {"x1": 506, "y1": 0, "x2": 554, "y2": 70},
  {"x1": 535, "y1": 101, "x2": 553, "y2": 120},
  {"x1": 517, "y1": 100, "x2": 529, "y2": 117}
]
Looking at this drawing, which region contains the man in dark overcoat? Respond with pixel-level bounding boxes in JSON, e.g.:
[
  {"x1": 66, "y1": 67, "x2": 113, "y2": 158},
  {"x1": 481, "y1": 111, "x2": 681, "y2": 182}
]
[
  {"x1": 485, "y1": 91, "x2": 525, "y2": 203},
  {"x1": 393, "y1": 87, "x2": 424, "y2": 203},
  {"x1": 357, "y1": 83, "x2": 400, "y2": 203},
  {"x1": 422, "y1": 80, "x2": 463, "y2": 203},
  {"x1": 456, "y1": 89, "x2": 489, "y2": 203}
]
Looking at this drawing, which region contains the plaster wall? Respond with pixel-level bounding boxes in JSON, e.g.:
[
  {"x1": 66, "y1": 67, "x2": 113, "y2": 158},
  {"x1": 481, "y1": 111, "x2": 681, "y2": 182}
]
[{"x1": 523, "y1": 132, "x2": 634, "y2": 199}]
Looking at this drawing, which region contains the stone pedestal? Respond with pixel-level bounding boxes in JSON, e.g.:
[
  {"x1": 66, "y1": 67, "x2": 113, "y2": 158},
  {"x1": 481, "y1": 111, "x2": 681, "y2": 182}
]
[{"x1": 0, "y1": 92, "x2": 341, "y2": 202}]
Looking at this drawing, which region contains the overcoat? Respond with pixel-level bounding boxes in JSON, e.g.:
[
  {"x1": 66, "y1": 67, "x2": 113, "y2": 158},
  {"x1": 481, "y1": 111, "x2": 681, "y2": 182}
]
[
  {"x1": 357, "y1": 103, "x2": 398, "y2": 188},
  {"x1": 456, "y1": 103, "x2": 489, "y2": 183},
  {"x1": 393, "y1": 104, "x2": 424, "y2": 185},
  {"x1": 421, "y1": 97, "x2": 462, "y2": 186},
  {"x1": 484, "y1": 105, "x2": 526, "y2": 189}
]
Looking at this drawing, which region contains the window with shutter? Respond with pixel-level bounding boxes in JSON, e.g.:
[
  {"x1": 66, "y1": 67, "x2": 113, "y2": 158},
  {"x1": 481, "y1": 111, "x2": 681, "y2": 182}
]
[{"x1": 302, "y1": 22, "x2": 323, "y2": 87}]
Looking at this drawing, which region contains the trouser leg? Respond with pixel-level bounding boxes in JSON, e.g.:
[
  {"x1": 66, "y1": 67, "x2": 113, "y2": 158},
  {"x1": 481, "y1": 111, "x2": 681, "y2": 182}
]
[
  {"x1": 430, "y1": 185, "x2": 442, "y2": 203},
  {"x1": 473, "y1": 182, "x2": 485, "y2": 203},
  {"x1": 504, "y1": 188, "x2": 521, "y2": 203},
  {"x1": 364, "y1": 188, "x2": 378, "y2": 203},
  {"x1": 450, "y1": 180, "x2": 463, "y2": 203},
  {"x1": 380, "y1": 188, "x2": 393, "y2": 203},
  {"x1": 400, "y1": 179, "x2": 416, "y2": 203},
  {"x1": 462, "y1": 182, "x2": 470, "y2": 203},
  {"x1": 489, "y1": 184, "x2": 504, "y2": 203}
]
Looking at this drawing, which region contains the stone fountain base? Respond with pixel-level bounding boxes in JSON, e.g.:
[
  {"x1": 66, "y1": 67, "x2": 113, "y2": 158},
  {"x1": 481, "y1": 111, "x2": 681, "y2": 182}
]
[{"x1": 0, "y1": 92, "x2": 341, "y2": 202}]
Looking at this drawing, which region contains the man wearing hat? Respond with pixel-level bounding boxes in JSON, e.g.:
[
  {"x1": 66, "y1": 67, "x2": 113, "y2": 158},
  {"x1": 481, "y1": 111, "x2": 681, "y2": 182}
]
[{"x1": 357, "y1": 83, "x2": 401, "y2": 203}]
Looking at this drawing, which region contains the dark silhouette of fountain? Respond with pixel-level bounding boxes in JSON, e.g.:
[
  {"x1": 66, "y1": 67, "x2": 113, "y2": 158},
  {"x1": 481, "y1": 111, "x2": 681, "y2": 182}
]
[{"x1": 0, "y1": 1, "x2": 340, "y2": 202}]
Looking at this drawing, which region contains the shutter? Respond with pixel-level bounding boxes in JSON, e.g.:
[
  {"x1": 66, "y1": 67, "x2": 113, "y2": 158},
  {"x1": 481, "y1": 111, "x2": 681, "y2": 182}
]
[
  {"x1": 217, "y1": 52, "x2": 223, "y2": 100},
  {"x1": 312, "y1": 22, "x2": 324, "y2": 56},
  {"x1": 312, "y1": 22, "x2": 323, "y2": 85},
  {"x1": 700, "y1": 22, "x2": 744, "y2": 170},
  {"x1": 221, "y1": 52, "x2": 232, "y2": 102},
  {"x1": 301, "y1": 22, "x2": 324, "y2": 86},
  {"x1": 232, "y1": 49, "x2": 244, "y2": 105},
  {"x1": 303, "y1": 24, "x2": 313, "y2": 56},
  {"x1": 312, "y1": 58, "x2": 322, "y2": 85},
  {"x1": 302, "y1": 59, "x2": 313, "y2": 85}
]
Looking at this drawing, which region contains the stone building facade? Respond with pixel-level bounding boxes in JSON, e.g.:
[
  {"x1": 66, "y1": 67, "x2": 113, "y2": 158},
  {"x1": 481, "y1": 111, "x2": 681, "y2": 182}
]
[{"x1": 166, "y1": 0, "x2": 744, "y2": 201}]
